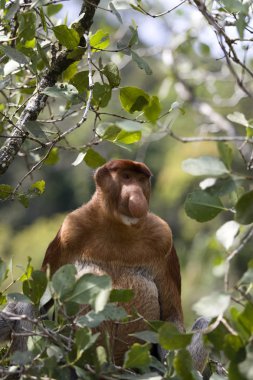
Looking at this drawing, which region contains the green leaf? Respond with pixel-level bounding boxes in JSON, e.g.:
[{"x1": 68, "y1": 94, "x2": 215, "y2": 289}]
[
  {"x1": 132, "y1": 51, "x2": 152, "y2": 75},
  {"x1": 132, "y1": 331, "x2": 159, "y2": 344},
  {"x1": 25, "y1": 121, "x2": 48, "y2": 139},
  {"x1": 100, "y1": 124, "x2": 122, "y2": 141},
  {"x1": 209, "y1": 375, "x2": 228, "y2": 380},
  {"x1": 2, "y1": 46, "x2": 29, "y2": 65},
  {"x1": 7, "y1": 293, "x2": 31, "y2": 303},
  {"x1": 130, "y1": 4, "x2": 146, "y2": 14},
  {"x1": 238, "y1": 302, "x2": 253, "y2": 336},
  {"x1": 72, "y1": 152, "x2": 86, "y2": 167},
  {"x1": 65, "y1": 273, "x2": 112, "y2": 305},
  {"x1": 0, "y1": 259, "x2": 8, "y2": 283},
  {"x1": 42, "y1": 83, "x2": 79, "y2": 101},
  {"x1": 75, "y1": 327, "x2": 98, "y2": 356},
  {"x1": 93, "y1": 82, "x2": 111, "y2": 107},
  {"x1": 62, "y1": 61, "x2": 78, "y2": 81},
  {"x1": 236, "y1": 13, "x2": 247, "y2": 40},
  {"x1": 193, "y1": 292, "x2": 231, "y2": 318},
  {"x1": 199, "y1": 43, "x2": 210, "y2": 56},
  {"x1": 206, "y1": 322, "x2": 227, "y2": 351},
  {"x1": 83, "y1": 148, "x2": 106, "y2": 169},
  {"x1": 185, "y1": 190, "x2": 224, "y2": 222},
  {"x1": 239, "y1": 267, "x2": 253, "y2": 285},
  {"x1": 52, "y1": 264, "x2": 77, "y2": 299},
  {"x1": 77, "y1": 310, "x2": 106, "y2": 328},
  {"x1": 223, "y1": 335, "x2": 246, "y2": 363},
  {"x1": 221, "y1": 0, "x2": 248, "y2": 13},
  {"x1": 182, "y1": 156, "x2": 229, "y2": 176},
  {"x1": 217, "y1": 142, "x2": 233, "y2": 170},
  {"x1": 77, "y1": 304, "x2": 127, "y2": 328},
  {"x1": 37, "y1": 42, "x2": 49, "y2": 68},
  {"x1": 124, "y1": 343, "x2": 151, "y2": 369},
  {"x1": 102, "y1": 62, "x2": 121, "y2": 88},
  {"x1": 109, "y1": 289, "x2": 134, "y2": 302},
  {"x1": 235, "y1": 190, "x2": 253, "y2": 225},
  {"x1": 20, "y1": 258, "x2": 33, "y2": 282},
  {"x1": 44, "y1": 147, "x2": 59, "y2": 166},
  {"x1": 227, "y1": 112, "x2": 249, "y2": 127},
  {"x1": 117, "y1": 120, "x2": 145, "y2": 132},
  {"x1": 5, "y1": 0, "x2": 19, "y2": 20},
  {"x1": 144, "y1": 96, "x2": 161, "y2": 123},
  {"x1": 0, "y1": 77, "x2": 11, "y2": 91},
  {"x1": 90, "y1": 29, "x2": 110, "y2": 50},
  {"x1": 53, "y1": 25, "x2": 80, "y2": 50},
  {"x1": 46, "y1": 345, "x2": 64, "y2": 360},
  {"x1": 109, "y1": 2, "x2": 123, "y2": 23},
  {"x1": 228, "y1": 362, "x2": 247, "y2": 380},
  {"x1": 120, "y1": 86, "x2": 150, "y2": 113},
  {"x1": 129, "y1": 25, "x2": 139, "y2": 46},
  {"x1": 47, "y1": 3, "x2": 63, "y2": 16},
  {"x1": 101, "y1": 303, "x2": 128, "y2": 321},
  {"x1": 18, "y1": 194, "x2": 29, "y2": 208},
  {"x1": 0, "y1": 184, "x2": 13, "y2": 199},
  {"x1": 70, "y1": 70, "x2": 89, "y2": 93},
  {"x1": 204, "y1": 177, "x2": 237, "y2": 197},
  {"x1": 159, "y1": 323, "x2": 192, "y2": 350},
  {"x1": 216, "y1": 221, "x2": 240, "y2": 250},
  {"x1": 18, "y1": 11, "x2": 36, "y2": 42},
  {"x1": 173, "y1": 349, "x2": 196, "y2": 380},
  {"x1": 11, "y1": 351, "x2": 34, "y2": 366},
  {"x1": 115, "y1": 130, "x2": 142, "y2": 144},
  {"x1": 23, "y1": 271, "x2": 47, "y2": 305},
  {"x1": 39, "y1": 7, "x2": 47, "y2": 32},
  {"x1": 30, "y1": 180, "x2": 45, "y2": 195}
]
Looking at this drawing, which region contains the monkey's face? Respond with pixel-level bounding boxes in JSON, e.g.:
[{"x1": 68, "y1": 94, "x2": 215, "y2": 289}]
[
  {"x1": 115, "y1": 168, "x2": 150, "y2": 221},
  {"x1": 94, "y1": 160, "x2": 151, "y2": 225}
]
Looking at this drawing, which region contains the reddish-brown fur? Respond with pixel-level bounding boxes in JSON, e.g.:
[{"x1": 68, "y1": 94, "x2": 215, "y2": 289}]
[{"x1": 42, "y1": 159, "x2": 184, "y2": 364}]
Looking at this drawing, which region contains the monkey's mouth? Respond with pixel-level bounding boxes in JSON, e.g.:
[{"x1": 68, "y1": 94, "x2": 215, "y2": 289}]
[{"x1": 119, "y1": 214, "x2": 140, "y2": 226}]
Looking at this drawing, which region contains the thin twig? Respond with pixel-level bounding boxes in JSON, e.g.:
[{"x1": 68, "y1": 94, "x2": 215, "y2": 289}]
[{"x1": 224, "y1": 228, "x2": 253, "y2": 291}]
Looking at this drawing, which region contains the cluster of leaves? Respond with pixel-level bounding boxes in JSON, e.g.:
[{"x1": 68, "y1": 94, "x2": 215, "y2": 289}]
[
  {"x1": 0, "y1": 259, "x2": 206, "y2": 380},
  {"x1": 1, "y1": 255, "x2": 252, "y2": 379},
  {"x1": 183, "y1": 139, "x2": 253, "y2": 225},
  {"x1": 181, "y1": 144, "x2": 253, "y2": 377},
  {"x1": 0, "y1": 0, "x2": 164, "y2": 206}
]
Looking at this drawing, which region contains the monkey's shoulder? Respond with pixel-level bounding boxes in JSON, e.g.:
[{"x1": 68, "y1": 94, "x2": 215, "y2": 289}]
[
  {"x1": 146, "y1": 213, "x2": 172, "y2": 235},
  {"x1": 60, "y1": 204, "x2": 93, "y2": 243},
  {"x1": 144, "y1": 213, "x2": 173, "y2": 252}
]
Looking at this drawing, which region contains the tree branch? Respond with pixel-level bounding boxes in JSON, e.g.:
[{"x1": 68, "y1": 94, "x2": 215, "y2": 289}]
[
  {"x1": 192, "y1": 0, "x2": 253, "y2": 98},
  {"x1": 0, "y1": 0, "x2": 100, "y2": 176}
]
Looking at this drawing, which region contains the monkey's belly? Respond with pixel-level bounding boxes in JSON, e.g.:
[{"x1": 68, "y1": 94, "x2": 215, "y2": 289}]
[
  {"x1": 76, "y1": 263, "x2": 160, "y2": 365},
  {"x1": 111, "y1": 274, "x2": 160, "y2": 365}
]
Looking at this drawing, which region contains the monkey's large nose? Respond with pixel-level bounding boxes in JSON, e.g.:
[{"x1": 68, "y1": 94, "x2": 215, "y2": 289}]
[{"x1": 128, "y1": 192, "x2": 148, "y2": 218}]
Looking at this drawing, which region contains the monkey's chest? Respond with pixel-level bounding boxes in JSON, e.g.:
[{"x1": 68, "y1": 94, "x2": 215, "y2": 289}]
[
  {"x1": 76, "y1": 234, "x2": 160, "y2": 289},
  {"x1": 80, "y1": 235, "x2": 159, "y2": 267},
  {"x1": 75, "y1": 259, "x2": 160, "y2": 316}
]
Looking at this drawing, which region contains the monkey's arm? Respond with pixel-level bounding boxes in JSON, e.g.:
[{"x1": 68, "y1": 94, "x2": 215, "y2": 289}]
[
  {"x1": 41, "y1": 208, "x2": 89, "y2": 274},
  {"x1": 154, "y1": 244, "x2": 184, "y2": 331},
  {"x1": 42, "y1": 228, "x2": 63, "y2": 273},
  {"x1": 155, "y1": 243, "x2": 210, "y2": 373}
]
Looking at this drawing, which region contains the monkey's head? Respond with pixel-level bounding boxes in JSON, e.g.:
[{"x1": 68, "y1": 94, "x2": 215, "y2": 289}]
[{"x1": 94, "y1": 159, "x2": 152, "y2": 225}]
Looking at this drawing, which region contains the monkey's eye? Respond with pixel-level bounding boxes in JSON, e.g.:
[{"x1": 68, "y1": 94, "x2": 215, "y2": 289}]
[
  {"x1": 122, "y1": 172, "x2": 131, "y2": 180},
  {"x1": 138, "y1": 175, "x2": 147, "y2": 183}
]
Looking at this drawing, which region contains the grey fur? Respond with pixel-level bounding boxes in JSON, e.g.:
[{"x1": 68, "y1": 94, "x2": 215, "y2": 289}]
[{"x1": 0, "y1": 302, "x2": 35, "y2": 352}]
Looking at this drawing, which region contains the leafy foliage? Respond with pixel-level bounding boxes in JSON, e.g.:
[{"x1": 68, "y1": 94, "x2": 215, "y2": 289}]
[{"x1": 0, "y1": 263, "x2": 203, "y2": 379}]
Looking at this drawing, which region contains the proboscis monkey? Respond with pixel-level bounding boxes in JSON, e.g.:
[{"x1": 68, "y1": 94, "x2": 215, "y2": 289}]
[{"x1": 0, "y1": 160, "x2": 209, "y2": 372}]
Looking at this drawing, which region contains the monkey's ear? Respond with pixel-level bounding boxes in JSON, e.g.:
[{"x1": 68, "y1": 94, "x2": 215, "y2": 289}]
[{"x1": 94, "y1": 164, "x2": 111, "y2": 189}]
